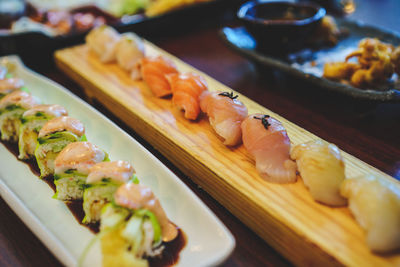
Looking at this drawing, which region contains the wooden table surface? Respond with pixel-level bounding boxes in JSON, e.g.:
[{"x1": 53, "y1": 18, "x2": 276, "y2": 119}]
[{"x1": 1, "y1": 0, "x2": 399, "y2": 266}]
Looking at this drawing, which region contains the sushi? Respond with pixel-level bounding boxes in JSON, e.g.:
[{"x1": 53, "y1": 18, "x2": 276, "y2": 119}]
[
  {"x1": 291, "y1": 140, "x2": 347, "y2": 206},
  {"x1": 54, "y1": 141, "x2": 108, "y2": 201},
  {"x1": 0, "y1": 77, "x2": 24, "y2": 98},
  {"x1": 341, "y1": 175, "x2": 400, "y2": 252},
  {"x1": 241, "y1": 114, "x2": 297, "y2": 183},
  {"x1": 100, "y1": 183, "x2": 178, "y2": 267},
  {"x1": 0, "y1": 91, "x2": 38, "y2": 142},
  {"x1": 83, "y1": 160, "x2": 138, "y2": 224},
  {"x1": 166, "y1": 72, "x2": 208, "y2": 120},
  {"x1": 141, "y1": 56, "x2": 179, "y2": 97},
  {"x1": 115, "y1": 32, "x2": 145, "y2": 80},
  {"x1": 86, "y1": 25, "x2": 121, "y2": 63},
  {"x1": 200, "y1": 91, "x2": 248, "y2": 146},
  {"x1": 18, "y1": 104, "x2": 68, "y2": 160},
  {"x1": 35, "y1": 116, "x2": 86, "y2": 178}
]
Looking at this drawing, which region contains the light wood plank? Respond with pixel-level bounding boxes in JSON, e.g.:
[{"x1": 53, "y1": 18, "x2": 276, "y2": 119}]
[{"x1": 55, "y1": 43, "x2": 400, "y2": 267}]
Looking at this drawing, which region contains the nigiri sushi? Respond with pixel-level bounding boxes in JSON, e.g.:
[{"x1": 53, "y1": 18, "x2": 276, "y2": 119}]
[
  {"x1": 200, "y1": 91, "x2": 248, "y2": 146},
  {"x1": 18, "y1": 104, "x2": 68, "y2": 160},
  {"x1": 35, "y1": 116, "x2": 86, "y2": 177},
  {"x1": 86, "y1": 25, "x2": 120, "y2": 63},
  {"x1": 54, "y1": 141, "x2": 108, "y2": 201},
  {"x1": 141, "y1": 56, "x2": 178, "y2": 97},
  {"x1": 100, "y1": 183, "x2": 178, "y2": 267},
  {"x1": 115, "y1": 32, "x2": 145, "y2": 80},
  {"x1": 341, "y1": 175, "x2": 400, "y2": 252},
  {"x1": 291, "y1": 140, "x2": 347, "y2": 206},
  {"x1": 0, "y1": 77, "x2": 24, "y2": 98},
  {"x1": 0, "y1": 91, "x2": 38, "y2": 142},
  {"x1": 166, "y1": 72, "x2": 208, "y2": 120},
  {"x1": 241, "y1": 114, "x2": 297, "y2": 183},
  {"x1": 83, "y1": 160, "x2": 138, "y2": 224}
]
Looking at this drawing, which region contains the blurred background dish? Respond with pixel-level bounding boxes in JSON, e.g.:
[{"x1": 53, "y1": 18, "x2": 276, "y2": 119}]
[
  {"x1": 237, "y1": 1, "x2": 326, "y2": 52},
  {"x1": 0, "y1": 0, "x2": 240, "y2": 68}
]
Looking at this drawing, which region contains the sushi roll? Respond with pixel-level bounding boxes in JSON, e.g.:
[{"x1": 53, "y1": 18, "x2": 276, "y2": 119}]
[
  {"x1": 86, "y1": 25, "x2": 121, "y2": 63},
  {"x1": 200, "y1": 91, "x2": 248, "y2": 146},
  {"x1": 290, "y1": 140, "x2": 347, "y2": 206},
  {"x1": 100, "y1": 183, "x2": 178, "y2": 266},
  {"x1": 141, "y1": 56, "x2": 179, "y2": 97},
  {"x1": 115, "y1": 32, "x2": 145, "y2": 80},
  {"x1": 54, "y1": 141, "x2": 108, "y2": 201},
  {"x1": 166, "y1": 72, "x2": 208, "y2": 120},
  {"x1": 241, "y1": 114, "x2": 297, "y2": 183},
  {"x1": 0, "y1": 77, "x2": 24, "y2": 98},
  {"x1": 18, "y1": 104, "x2": 68, "y2": 160},
  {"x1": 0, "y1": 91, "x2": 38, "y2": 142},
  {"x1": 83, "y1": 160, "x2": 138, "y2": 224},
  {"x1": 35, "y1": 116, "x2": 86, "y2": 178},
  {"x1": 340, "y1": 175, "x2": 400, "y2": 252}
]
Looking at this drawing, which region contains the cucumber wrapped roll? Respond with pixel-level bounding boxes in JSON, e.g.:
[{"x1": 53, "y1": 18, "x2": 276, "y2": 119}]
[
  {"x1": 99, "y1": 183, "x2": 178, "y2": 266},
  {"x1": 54, "y1": 141, "x2": 108, "y2": 201},
  {"x1": 0, "y1": 77, "x2": 24, "y2": 98},
  {"x1": 18, "y1": 104, "x2": 68, "y2": 160},
  {"x1": 0, "y1": 91, "x2": 38, "y2": 142},
  {"x1": 35, "y1": 116, "x2": 85, "y2": 177},
  {"x1": 83, "y1": 160, "x2": 139, "y2": 224}
]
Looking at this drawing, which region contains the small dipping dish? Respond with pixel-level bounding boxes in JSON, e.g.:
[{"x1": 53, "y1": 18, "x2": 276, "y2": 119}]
[{"x1": 237, "y1": 0, "x2": 326, "y2": 52}]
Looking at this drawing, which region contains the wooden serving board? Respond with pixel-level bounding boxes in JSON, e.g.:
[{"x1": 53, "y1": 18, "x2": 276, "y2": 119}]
[{"x1": 55, "y1": 43, "x2": 400, "y2": 267}]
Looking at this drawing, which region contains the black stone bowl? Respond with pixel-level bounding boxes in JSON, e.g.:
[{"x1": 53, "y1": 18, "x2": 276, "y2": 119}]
[{"x1": 237, "y1": 1, "x2": 326, "y2": 53}]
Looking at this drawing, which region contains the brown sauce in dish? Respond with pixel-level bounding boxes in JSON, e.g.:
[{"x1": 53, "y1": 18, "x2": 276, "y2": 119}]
[
  {"x1": 1, "y1": 140, "x2": 186, "y2": 266},
  {"x1": 66, "y1": 200, "x2": 100, "y2": 233},
  {"x1": 42, "y1": 175, "x2": 56, "y2": 192},
  {"x1": 148, "y1": 228, "x2": 187, "y2": 267}
]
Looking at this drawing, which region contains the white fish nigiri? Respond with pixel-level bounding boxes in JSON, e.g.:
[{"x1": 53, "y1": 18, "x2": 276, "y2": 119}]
[
  {"x1": 241, "y1": 114, "x2": 297, "y2": 183},
  {"x1": 115, "y1": 32, "x2": 145, "y2": 80},
  {"x1": 341, "y1": 175, "x2": 400, "y2": 252},
  {"x1": 200, "y1": 91, "x2": 248, "y2": 146},
  {"x1": 86, "y1": 25, "x2": 120, "y2": 63},
  {"x1": 291, "y1": 140, "x2": 347, "y2": 206}
]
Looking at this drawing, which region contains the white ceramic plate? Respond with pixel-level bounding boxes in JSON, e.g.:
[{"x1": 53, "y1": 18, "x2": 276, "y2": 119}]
[{"x1": 0, "y1": 56, "x2": 235, "y2": 267}]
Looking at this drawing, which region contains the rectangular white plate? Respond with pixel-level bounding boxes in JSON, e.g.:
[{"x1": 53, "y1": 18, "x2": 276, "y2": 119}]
[{"x1": 0, "y1": 55, "x2": 235, "y2": 267}]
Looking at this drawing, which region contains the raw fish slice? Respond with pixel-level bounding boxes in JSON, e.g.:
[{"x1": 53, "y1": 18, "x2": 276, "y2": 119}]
[
  {"x1": 141, "y1": 56, "x2": 178, "y2": 97},
  {"x1": 166, "y1": 72, "x2": 208, "y2": 120},
  {"x1": 341, "y1": 175, "x2": 400, "y2": 252},
  {"x1": 115, "y1": 33, "x2": 145, "y2": 79},
  {"x1": 86, "y1": 25, "x2": 121, "y2": 63},
  {"x1": 200, "y1": 91, "x2": 247, "y2": 146},
  {"x1": 291, "y1": 140, "x2": 347, "y2": 206},
  {"x1": 241, "y1": 114, "x2": 296, "y2": 183}
]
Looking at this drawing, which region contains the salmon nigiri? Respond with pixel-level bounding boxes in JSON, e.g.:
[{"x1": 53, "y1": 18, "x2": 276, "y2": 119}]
[
  {"x1": 200, "y1": 91, "x2": 248, "y2": 146},
  {"x1": 141, "y1": 56, "x2": 178, "y2": 97},
  {"x1": 166, "y1": 72, "x2": 208, "y2": 120},
  {"x1": 241, "y1": 114, "x2": 297, "y2": 183}
]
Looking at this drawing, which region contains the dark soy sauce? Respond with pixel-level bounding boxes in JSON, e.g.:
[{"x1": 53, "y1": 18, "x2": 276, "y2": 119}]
[
  {"x1": 66, "y1": 200, "x2": 99, "y2": 233},
  {"x1": 149, "y1": 229, "x2": 187, "y2": 267},
  {"x1": 1, "y1": 141, "x2": 186, "y2": 266}
]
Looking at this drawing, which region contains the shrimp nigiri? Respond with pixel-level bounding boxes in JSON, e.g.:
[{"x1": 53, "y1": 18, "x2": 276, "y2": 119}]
[
  {"x1": 241, "y1": 114, "x2": 297, "y2": 183},
  {"x1": 166, "y1": 72, "x2": 208, "y2": 120},
  {"x1": 141, "y1": 56, "x2": 178, "y2": 97},
  {"x1": 200, "y1": 91, "x2": 248, "y2": 146}
]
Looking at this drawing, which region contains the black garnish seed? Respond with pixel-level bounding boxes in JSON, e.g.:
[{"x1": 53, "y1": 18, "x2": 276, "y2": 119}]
[
  {"x1": 218, "y1": 91, "x2": 238, "y2": 100},
  {"x1": 254, "y1": 115, "x2": 271, "y2": 130}
]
